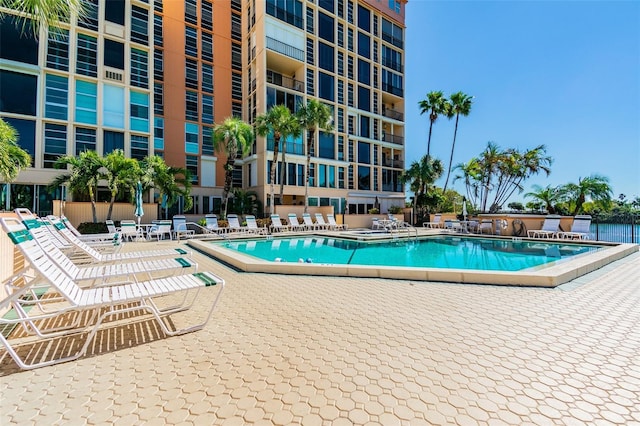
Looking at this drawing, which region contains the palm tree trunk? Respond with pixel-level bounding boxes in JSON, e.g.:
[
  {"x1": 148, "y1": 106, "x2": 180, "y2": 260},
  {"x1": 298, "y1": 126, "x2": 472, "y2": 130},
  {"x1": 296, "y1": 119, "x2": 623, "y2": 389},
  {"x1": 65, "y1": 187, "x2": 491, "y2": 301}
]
[
  {"x1": 221, "y1": 154, "x2": 236, "y2": 219},
  {"x1": 442, "y1": 114, "x2": 460, "y2": 192},
  {"x1": 304, "y1": 130, "x2": 314, "y2": 213},
  {"x1": 269, "y1": 135, "x2": 280, "y2": 215},
  {"x1": 427, "y1": 119, "x2": 434, "y2": 157},
  {"x1": 279, "y1": 141, "x2": 287, "y2": 204},
  {"x1": 107, "y1": 194, "x2": 116, "y2": 220}
]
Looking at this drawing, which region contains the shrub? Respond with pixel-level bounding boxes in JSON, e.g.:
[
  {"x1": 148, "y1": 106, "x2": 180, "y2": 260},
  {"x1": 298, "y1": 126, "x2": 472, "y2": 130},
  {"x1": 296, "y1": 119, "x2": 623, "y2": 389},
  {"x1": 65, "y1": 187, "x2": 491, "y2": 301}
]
[{"x1": 77, "y1": 222, "x2": 108, "y2": 234}]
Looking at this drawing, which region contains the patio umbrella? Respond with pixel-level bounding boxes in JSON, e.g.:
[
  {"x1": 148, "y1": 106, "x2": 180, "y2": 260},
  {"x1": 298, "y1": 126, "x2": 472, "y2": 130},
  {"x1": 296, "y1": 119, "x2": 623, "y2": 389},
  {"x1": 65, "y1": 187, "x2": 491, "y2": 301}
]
[
  {"x1": 134, "y1": 181, "x2": 144, "y2": 226},
  {"x1": 462, "y1": 196, "x2": 468, "y2": 221}
]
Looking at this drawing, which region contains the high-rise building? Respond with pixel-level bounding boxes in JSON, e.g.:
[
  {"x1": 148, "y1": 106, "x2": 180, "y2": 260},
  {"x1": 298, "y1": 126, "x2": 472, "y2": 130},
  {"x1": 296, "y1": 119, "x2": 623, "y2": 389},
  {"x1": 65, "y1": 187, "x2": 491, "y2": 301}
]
[{"x1": 0, "y1": 0, "x2": 406, "y2": 217}]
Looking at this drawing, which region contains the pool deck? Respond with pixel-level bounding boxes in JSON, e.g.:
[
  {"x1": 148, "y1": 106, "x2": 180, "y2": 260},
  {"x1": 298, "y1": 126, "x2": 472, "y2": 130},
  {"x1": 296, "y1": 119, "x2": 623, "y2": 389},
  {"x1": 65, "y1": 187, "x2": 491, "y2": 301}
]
[{"x1": 1, "y1": 239, "x2": 639, "y2": 424}]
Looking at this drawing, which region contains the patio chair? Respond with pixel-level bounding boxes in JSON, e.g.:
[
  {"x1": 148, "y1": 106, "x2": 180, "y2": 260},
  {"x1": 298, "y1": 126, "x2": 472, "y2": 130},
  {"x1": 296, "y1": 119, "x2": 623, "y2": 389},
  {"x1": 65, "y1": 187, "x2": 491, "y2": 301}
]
[
  {"x1": 327, "y1": 214, "x2": 347, "y2": 230},
  {"x1": 172, "y1": 215, "x2": 196, "y2": 240},
  {"x1": 205, "y1": 214, "x2": 225, "y2": 234},
  {"x1": 301, "y1": 213, "x2": 317, "y2": 231},
  {"x1": 314, "y1": 213, "x2": 330, "y2": 230},
  {"x1": 226, "y1": 214, "x2": 248, "y2": 233},
  {"x1": 287, "y1": 213, "x2": 305, "y2": 231},
  {"x1": 246, "y1": 215, "x2": 268, "y2": 234},
  {"x1": 105, "y1": 220, "x2": 120, "y2": 233},
  {"x1": 423, "y1": 214, "x2": 443, "y2": 229},
  {"x1": 557, "y1": 215, "x2": 592, "y2": 240},
  {"x1": 60, "y1": 216, "x2": 118, "y2": 243},
  {"x1": 269, "y1": 214, "x2": 289, "y2": 233},
  {"x1": 527, "y1": 215, "x2": 561, "y2": 239},
  {"x1": 0, "y1": 217, "x2": 224, "y2": 370},
  {"x1": 119, "y1": 220, "x2": 145, "y2": 242},
  {"x1": 19, "y1": 217, "x2": 197, "y2": 286},
  {"x1": 371, "y1": 217, "x2": 382, "y2": 230},
  {"x1": 147, "y1": 220, "x2": 173, "y2": 241},
  {"x1": 477, "y1": 220, "x2": 494, "y2": 235},
  {"x1": 444, "y1": 220, "x2": 465, "y2": 233}
]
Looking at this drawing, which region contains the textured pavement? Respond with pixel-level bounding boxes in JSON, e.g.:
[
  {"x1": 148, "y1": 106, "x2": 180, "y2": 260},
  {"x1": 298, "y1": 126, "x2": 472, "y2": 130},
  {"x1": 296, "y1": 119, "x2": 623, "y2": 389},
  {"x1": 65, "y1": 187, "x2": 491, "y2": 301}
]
[{"x1": 1, "y1": 240, "x2": 639, "y2": 425}]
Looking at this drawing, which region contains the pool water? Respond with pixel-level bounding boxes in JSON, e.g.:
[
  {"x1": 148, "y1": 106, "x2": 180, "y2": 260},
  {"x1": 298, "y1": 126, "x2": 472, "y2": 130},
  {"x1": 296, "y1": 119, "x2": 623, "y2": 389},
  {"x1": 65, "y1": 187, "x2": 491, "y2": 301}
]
[{"x1": 216, "y1": 236, "x2": 602, "y2": 271}]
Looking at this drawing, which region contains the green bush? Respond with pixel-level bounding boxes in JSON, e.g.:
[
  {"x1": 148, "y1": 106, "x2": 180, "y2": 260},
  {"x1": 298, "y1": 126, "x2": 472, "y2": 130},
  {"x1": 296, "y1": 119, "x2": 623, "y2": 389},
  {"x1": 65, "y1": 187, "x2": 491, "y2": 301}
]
[{"x1": 77, "y1": 222, "x2": 108, "y2": 234}]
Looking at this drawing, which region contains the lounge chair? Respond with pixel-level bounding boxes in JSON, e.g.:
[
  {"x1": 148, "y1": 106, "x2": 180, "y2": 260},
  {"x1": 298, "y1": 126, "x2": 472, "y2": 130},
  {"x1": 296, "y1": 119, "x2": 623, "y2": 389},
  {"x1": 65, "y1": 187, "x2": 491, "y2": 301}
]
[
  {"x1": 301, "y1": 213, "x2": 317, "y2": 231},
  {"x1": 226, "y1": 214, "x2": 248, "y2": 233},
  {"x1": 172, "y1": 215, "x2": 195, "y2": 240},
  {"x1": 205, "y1": 214, "x2": 225, "y2": 234},
  {"x1": 444, "y1": 220, "x2": 464, "y2": 233},
  {"x1": 120, "y1": 219, "x2": 145, "y2": 242},
  {"x1": 0, "y1": 216, "x2": 224, "y2": 370},
  {"x1": 269, "y1": 214, "x2": 289, "y2": 233},
  {"x1": 371, "y1": 217, "x2": 382, "y2": 230},
  {"x1": 527, "y1": 215, "x2": 562, "y2": 239},
  {"x1": 59, "y1": 216, "x2": 118, "y2": 243},
  {"x1": 105, "y1": 220, "x2": 120, "y2": 233},
  {"x1": 557, "y1": 215, "x2": 592, "y2": 240},
  {"x1": 147, "y1": 220, "x2": 173, "y2": 241},
  {"x1": 246, "y1": 215, "x2": 268, "y2": 234},
  {"x1": 327, "y1": 214, "x2": 347, "y2": 230},
  {"x1": 476, "y1": 220, "x2": 494, "y2": 235},
  {"x1": 423, "y1": 214, "x2": 443, "y2": 229},
  {"x1": 314, "y1": 213, "x2": 330, "y2": 230},
  {"x1": 287, "y1": 213, "x2": 305, "y2": 231},
  {"x1": 20, "y1": 217, "x2": 197, "y2": 286}
]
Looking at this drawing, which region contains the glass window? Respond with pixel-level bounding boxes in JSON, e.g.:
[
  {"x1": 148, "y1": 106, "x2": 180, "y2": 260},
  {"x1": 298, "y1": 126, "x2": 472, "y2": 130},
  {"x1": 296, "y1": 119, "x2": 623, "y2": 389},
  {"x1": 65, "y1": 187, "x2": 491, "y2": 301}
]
[
  {"x1": 186, "y1": 155, "x2": 198, "y2": 184},
  {"x1": 202, "y1": 0, "x2": 213, "y2": 31},
  {"x1": 154, "y1": 82, "x2": 163, "y2": 115},
  {"x1": 0, "y1": 15, "x2": 38, "y2": 64},
  {"x1": 76, "y1": 34, "x2": 97, "y2": 77},
  {"x1": 318, "y1": 72, "x2": 334, "y2": 102},
  {"x1": 185, "y1": 0, "x2": 197, "y2": 25},
  {"x1": 154, "y1": 14, "x2": 163, "y2": 47},
  {"x1": 357, "y1": 165, "x2": 370, "y2": 190},
  {"x1": 358, "y1": 86, "x2": 370, "y2": 112},
  {"x1": 130, "y1": 91, "x2": 149, "y2": 132},
  {"x1": 358, "y1": 5, "x2": 370, "y2": 32},
  {"x1": 131, "y1": 6, "x2": 148, "y2": 44},
  {"x1": 319, "y1": 164, "x2": 327, "y2": 187},
  {"x1": 4, "y1": 118, "x2": 35, "y2": 161},
  {"x1": 358, "y1": 141, "x2": 370, "y2": 163},
  {"x1": 154, "y1": 49, "x2": 163, "y2": 79},
  {"x1": 154, "y1": 118, "x2": 164, "y2": 150},
  {"x1": 318, "y1": 131, "x2": 335, "y2": 159},
  {"x1": 186, "y1": 91, "x2": 198, "y2": 121},
  {"x1": 186, "y1": 26, "x2": 198, "y2": 57},
  {"x1": 358, "y1": 59, "x2": 370, "y2": 85},
  {"x1": 202, "y1": 95, "x2": 214, "y2": 124},
  {"x1": 318, "y1": 42, "x2": 334, "y2": 72},
  {"x1": 104, "y1": 39, "x2": 124, "y2": 69},
  {"x1": 103, "y1": 130, "x2": 124, "y2": 154},
  {"x1": 103, "y1": 84, "x2": 125, "y2": 128},
  {"x1": 318, "y1": 0, "x2": 334, "y2": 13},
  {"x1": 0, "y1": 70, "x2": 37, "y2": 116},
  {"x1": 202, "y1": 32, "x2": 213, "y2": 62},
  {"x1": 105, "y1": 0, "x2": 125, "y2": 25},
  {"x1": 186, "y1": 59, "x2": 198, "y2": 89},
  {"x1": 46, "y1": 29, "x2": 69, "y2": 71},
  {"x1": 75, "y1": 80, "x2": 97, "y2": 124},
  {"x1": 382, "y1": 18, "x2": 404, "y2": 49},
  {"x1": 265, "y1": 0, "x2": 303, "y2": 29},
  {"x1": 44, "y1": 123, "x2": 67, "y2": 168},
  {"x1": 45, "y1": 74, "x2": 68, "y2": 120},
  {"x1": 131, "y1": 48, "x2": 149, "y2": 88},
  {"x1": 358, "y1": 32, "x2": 370, "y2": 58},
  {"x1": 297, "y1": 164, "x2": 304, "y2": 186},
  {"x1": 185, "y1": 124, "x2": 199, "y2": 153},
  {"x1": 318, "y1": 12, "x2": 334, "y2": 42},
  {"x1": 202, "y1": 63, "x2": 213, "y2": 93},
  {"x1": 78, "y1": 0, "x2": 99, "y2": 31},
  {"x1": 75, "y1": 127, "x2": 96, "y2": 154},
  {"x1": 202, "y1": 126, "x2": 213, "y2": 155},
  {"x1": 130, "y1": 135, "x2": 148, "y2": 160}
]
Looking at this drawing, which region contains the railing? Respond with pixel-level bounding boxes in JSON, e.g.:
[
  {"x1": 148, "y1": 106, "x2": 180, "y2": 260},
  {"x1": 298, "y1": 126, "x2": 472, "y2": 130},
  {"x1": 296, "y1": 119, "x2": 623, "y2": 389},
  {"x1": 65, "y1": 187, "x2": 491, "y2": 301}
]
[
  {"x1": 381, "y1": 57, "x2": 403, "y2": 73},
  {"x1": 381, "y1": 32, "x2": 404, "y2": 49},
  {"x1": 382, "y1": 82, "x2": 403, "y2": 97},
  {"x1": 266, "y1": 37, "x2": 304, "y2": 61},
  {"x1": 383, "y1": 108, "x2": 403, "y2": 121},
  {"x1": 266, "y1": 70, "x2": 304, "y2": 93},
  {"x1": 267, "y1": 137, "x2": 304, "y2": 155},
  {"x1": 382, "y1": 133, "x2": 404, "y2": 145},
  {"x1": 591, "y1": 213, "x2": 639, "y2": 243},
  {"x1": 383, "y1": 159, "x2": 404, "y2": 169}
]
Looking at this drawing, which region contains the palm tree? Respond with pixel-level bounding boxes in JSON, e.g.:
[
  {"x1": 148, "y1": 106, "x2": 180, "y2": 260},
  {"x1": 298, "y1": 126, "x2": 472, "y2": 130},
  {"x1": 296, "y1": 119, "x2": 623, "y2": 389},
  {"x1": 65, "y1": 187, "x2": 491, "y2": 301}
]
[
  {"x1": 560, "y1": 174, "x2": 613, "y2": 215},
  {"x1": 229, "y1": 188, "x2": 263, "y2": 216},
  {"x1": 418, "y1": 91, "x2": 450, "y2": 157},
  {"x1": 50, "y1": 150, "x2": 104, "y2": 222},
  {"x1": 525, "y1": 185, "x2": 561, "y2": 213},
  {"x1": 0, "y1": 117, "x2": 31, "y2": 183},
  {"x1": 141, "y1": 156, "x2": 193, "y2": 218},
  {"x1": 442, "y1": 92, "x2": 473, "y2": 192},
  {"x1": 255, "y1": 105, "x2": 300, "y2": 214},
  {"x1": 0, "y1": 0, "x2": 85, "y2": 38},
  {"x1": 297, "y1": 100, "x2": 334, "y2": 213},
  {"x1": 103, "y1": 149, "x2": 139, "y2": 220},
  {"x1": 401, "y1": 155, "x2": 444, "y2": 217},
  {"x1": 212, "y1": 117, "x2": 254, "y2": 218}
]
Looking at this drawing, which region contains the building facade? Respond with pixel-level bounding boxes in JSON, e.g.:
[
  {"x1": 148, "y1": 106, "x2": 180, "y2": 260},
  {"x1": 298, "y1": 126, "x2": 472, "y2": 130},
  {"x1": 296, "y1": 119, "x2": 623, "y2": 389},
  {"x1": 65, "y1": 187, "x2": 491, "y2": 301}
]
[{"x1": 0, "y1": 0, "x2": 406, "y2": 218}]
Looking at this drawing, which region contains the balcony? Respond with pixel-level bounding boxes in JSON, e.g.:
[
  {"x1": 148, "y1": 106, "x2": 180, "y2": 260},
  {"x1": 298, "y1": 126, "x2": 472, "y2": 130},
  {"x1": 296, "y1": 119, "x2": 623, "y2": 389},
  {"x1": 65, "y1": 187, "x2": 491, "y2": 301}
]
[
  {"x1": 382, "y1": 83, "x2": 403, "y2": 98},
  {"x1": 382, "y1": 133, "x2": 404, "y2": 145},
  {"x1": 383, "y1": 108, "x2": 403, "y2": 121},
  {"x1": 381, "y1": 57, "x2": 403, "y2": 73},
  {"x1": 382, "y1": 32, "x2": 404, "y2": 49},
  {"x1": 267, "y1": 70, "x2": 304, "y2": 93},
  {"x1": 383, "y1": 159, "x2": 404, "y2": 169},
  {"x1": 266, "y1": 37, "x2": 304, "y2": 62}
]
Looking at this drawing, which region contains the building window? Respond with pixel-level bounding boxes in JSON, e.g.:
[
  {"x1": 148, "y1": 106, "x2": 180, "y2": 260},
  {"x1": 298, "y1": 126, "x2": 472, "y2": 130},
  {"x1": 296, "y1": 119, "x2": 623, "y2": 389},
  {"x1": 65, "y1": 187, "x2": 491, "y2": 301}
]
[
  {"x1": 186, "y1": 91, "x2": 198, "y2": 121},
  {"x1": 44, "y1": 123, "x2": 67, "y2": 168},
  {"x1": 337, "y1": 135, "x2": 344, "y2": 160},
  {"x1": 130, "y1": 91, "x2": 149, "y2": 132},
  {"x1": 154, "y1": 49, "x2": 163, "y2": 79},
  {"x1": 202, "y1": 95, "x2": 214, "y2": 124},
  {"x1": 357, "y1": 165, "x2": 370, "y2": 190},
  {"x1": 358, "y1": 32, "x2": 370, "y2": 59},
  {"x1": 0, "y1": 15, "x2": 38, "y2": 64},
  {"x1": 185, "y1": 0, "x2": 197, "y2": 25},
  {"x1": 154, "y1": 14, "x2": 163, "y2": 47},
  {"x1": 357, "y1": 5, "x2": 370, "y2": 32},
  {"x1": 266, "y1": 0, "x2": 303, "y2": 29},
  {"x1": 358, "y1": 59, "x2": 370, "y2": 85},
  {"x1": 130, "y1": 135, "x2": 149, "y2": 160},
  {"x1": 186, "y1": 26, "x2": 198, "y2": 57},
  {"x1": 319, "y1": 0, "x2": 334, "y2": 13},
  {"x1": 78, "y1": 0, "x2": 99, "y2": 31},
  {"x1": 103, "y1": 84, "x2": 125, "y2": 128},
  {"x1": 131, "y1": 48, "x2": 149, "y2": 88},
  {"x1": 186, "y1": 59, "x2": 198, "y2": 89},
  {"x1": 318, "y1": 131, "x2": 335, "y2": 159},
  {"x1": 103, "y1": 130, "x2": 124, "y2": 154},
  {"x1": 131, "y1": 6, "x2": 148, "y2": 44},
  {"x1": 318, "y1": 12, "x2": 334, "y2": 43},
  {"x1": 45, "y1": 74, "x2": 68, "y2": 120},
  {"x1": 202, "y1": 0, "x2": 213, "y2": 31},
  {"x1": 202, "y1": 63, "x2": 213, "y2": 93},
  {"x1": 388, "y1": 0, "x2": 402, "y2": 14},
  {"x1": 185, "y1": 123, "x2": 199, "y2": 154},
  {"x1": 3, "y1": 118, "x2": 35, "y2": 161},
  {"x1": 382, "y1": 18, "x2": 404, "y2": 49},
  {"x1": 358, "y1": 141, "x2": 370, "y2": 163},
  {"x1": 231, "y1": 43, "x2": 242, "y2": 71},
  {"x1": 75, "y1": 127, "x2": 96, "y2": 154},
  {"x1": 154, "y1": 82, "x2": 163, "y2": 115},
  {"x1": 75, "y1": 80, "x2": 97, "y2": 124},
  {"x1": 105, "y1": 0, "x2": 125, "y2": 25},
  {"x1": 231, "y1": 73, "x2": 242, "y2": 100},
  {"x1": 231, "y1": 13, "x2": 241, "y2": 41},
  {"x1": 186, "y1": 155, "x2": 199, "y2": 184},
  {"x1": 104, "y1": 39, "x2": 124, "y2": 69},
  {"x1": 318, "y1": 72, "x2": 334, "y2": 102},
  {"x1": 318, "y1": 42, "x2": 334, "y2": 72},
  {"x1": 46, "y1": 29, "x2": 69, "y2": 71},
  {"x1": 154, "y1": 118, "x2": 164, "y2": 151},
  {"x1": 76, "y1": 34, "x2": 97, "y2": 77},
  {"x1": 0, "y1": 70, "x2": 38, "y2": 116},
  {"x1": 202, "y1": 126, "x2": 213, "y2": 155},
  {"x1": 319, "y1": 164, "x2": 327, "y2": 187},
  {"x1": 202, "y1": 32, "x2": 213, "y2": 62},
  {"x1": 358, "y1": 86, "x2": 370, "y2": 112}
]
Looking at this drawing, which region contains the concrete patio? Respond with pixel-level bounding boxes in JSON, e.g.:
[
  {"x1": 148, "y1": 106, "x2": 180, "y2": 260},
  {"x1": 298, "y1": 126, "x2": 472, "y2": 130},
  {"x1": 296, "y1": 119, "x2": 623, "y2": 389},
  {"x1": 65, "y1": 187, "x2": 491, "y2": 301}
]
[{"x1": 1, "y1": 240, "x2": 638, "y2": 425}]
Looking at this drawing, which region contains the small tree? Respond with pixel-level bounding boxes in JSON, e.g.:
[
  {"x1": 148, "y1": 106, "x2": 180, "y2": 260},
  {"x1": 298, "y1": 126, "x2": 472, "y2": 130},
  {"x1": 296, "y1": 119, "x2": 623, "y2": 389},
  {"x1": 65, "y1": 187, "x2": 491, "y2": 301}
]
[
  {"x1": 103, "y1": 149, "x2": 140, "y2": 220},
  {"x1": 507, "y1": 201, "x2": 524, "y2": 212},
  {"x1": 0, "y1": 118, "x2": 31, "y2": 183},
  {"x1": 141, "y1": 156, "x2": 193, "y2": 218}
]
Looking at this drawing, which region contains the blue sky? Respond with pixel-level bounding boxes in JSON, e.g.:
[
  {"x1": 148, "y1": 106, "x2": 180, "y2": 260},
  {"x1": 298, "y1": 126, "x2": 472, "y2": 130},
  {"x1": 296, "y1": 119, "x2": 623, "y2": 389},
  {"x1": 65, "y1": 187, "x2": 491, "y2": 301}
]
[{"x1": 403, "y1": 0, "x2": 640, "y2": 205}]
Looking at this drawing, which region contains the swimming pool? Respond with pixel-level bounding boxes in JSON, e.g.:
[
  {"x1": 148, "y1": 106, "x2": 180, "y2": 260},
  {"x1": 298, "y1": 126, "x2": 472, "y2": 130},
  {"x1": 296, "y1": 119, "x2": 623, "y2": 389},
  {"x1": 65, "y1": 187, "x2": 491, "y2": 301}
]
[
  {"x1": 217, "y1": 236, "x2": 599, "y2": 271},
  {"x1": 188, "y1": 235, "x2": 637, "y2": 287}
]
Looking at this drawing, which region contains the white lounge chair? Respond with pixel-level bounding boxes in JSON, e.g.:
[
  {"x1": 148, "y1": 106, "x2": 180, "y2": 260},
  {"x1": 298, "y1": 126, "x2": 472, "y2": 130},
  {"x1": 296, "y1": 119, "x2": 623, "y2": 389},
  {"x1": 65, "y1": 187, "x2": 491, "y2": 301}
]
[
  {"x1": 246, "y1": 215, "x2": 267, "y2": 234},
  {"x1": 120, "y1": 220, "x2": 145, "y2": 242},
  {"x1": 172, "y1": 215, "x2": 196, "y2": 240},
  {"x1": 287, "y1": 213, "x2": 305, "y2": 231},
  {"x1": 314, "y1": 213, "x2": 330, "y2": 230},
  {"x1": 423, "y1": 214, "x2": 443, "y2": 228},
  {"x1": 269, "y1": 214, "x2": 289, "y2": 233},
  {"x1": 528, "y1": 215, "x2": 562, "y2": 239},
  {"x1": 327, "y1": 214, "x2": 347, "y2": 230},
  {"x1": 105, "y1": 220, "x2": 120, "y2": 233},
  {"x1": 557, "y1": 215, "x2": 591, "y2": 240},
  {"x1": 0, "y1": 217, "x2": 224, "y2": 370},
  {"x1": 147, "y1": 220, "x2": 173, "y2": 241},
  {"x1": 226, "y1": 214, "x2": 248, "y2": 233},
  {"x1": 59, "y1": 216, "x2": 119, "y2": 243},
  {"x1": 476, "y1": 220, "x2": 494, "y2": 235},
  {"x1": 301, "y1": 213, "x2": 317, "y2": 231},
  {"x1": 204, "y1": 214, "x2": 225, "y2": 234}
]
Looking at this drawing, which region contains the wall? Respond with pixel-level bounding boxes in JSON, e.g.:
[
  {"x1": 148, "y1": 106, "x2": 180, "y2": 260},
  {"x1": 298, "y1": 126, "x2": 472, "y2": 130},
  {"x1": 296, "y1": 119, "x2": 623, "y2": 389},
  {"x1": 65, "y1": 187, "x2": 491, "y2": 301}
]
[{"x1": 52, "y1": 201, "x2": 158, "y2": 227}]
